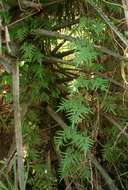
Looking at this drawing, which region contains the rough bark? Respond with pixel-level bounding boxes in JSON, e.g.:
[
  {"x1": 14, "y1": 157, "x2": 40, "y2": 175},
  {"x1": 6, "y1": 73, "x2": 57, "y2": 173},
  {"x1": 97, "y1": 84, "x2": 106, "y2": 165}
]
[{"x1": 12, "y1": 62, "x2": 25, "y2": 190}]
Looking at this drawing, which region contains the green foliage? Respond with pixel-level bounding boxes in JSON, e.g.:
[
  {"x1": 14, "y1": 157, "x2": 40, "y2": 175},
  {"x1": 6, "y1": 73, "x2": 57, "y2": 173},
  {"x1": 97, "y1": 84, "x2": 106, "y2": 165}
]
[
  {"x1": 72, "y1": 39, "x2": 98, "y2": 67},
  {"x1": 102, "y1": 96, "x2": 117, "y2": 115},
  {"x1": 28, "y1": 163, "x2": 56, "y2": 190},
  {"x1": 102, "y1": 142, "x2": 122, "y2": 163},
  {"x1": 58, "y1": 95, "x2": 92, "y2": 126},
  {"x1": 102, "y1": 122, "x2": 128, "y2": 164},
  {"x1": 0, "y1": 159, "x2": 28, "y2": 190},
  {"x1": 55, "y1": 127, "x2": 93, "y2": 152},
  {"x1": 0, "y1": 11, "x2": 12, "y2": 24},
  {"x1": 55, "y1": 127, "x2": 93, "y2": 179},
  {"x1": 59, "y1": 148, "x2": 82, "y2": 178},
  {"x1": 78, "y1": 17, "x2": 106, "y2": 42},
  {"x1": 1, "y1": 0, "x2": 128, "y2": 189},
  {"x1": 23, "y1": 121, "x2": 57, "y2": 190},
  {"x1": 71, "y1": 76, "x2": 108, "y2": 92},
  {"x1": 21, "y1": 43, "x2": 44, "y2": 63},
  {"x1": 15, "y1": 26, "x2": 29, "y2": 42}
]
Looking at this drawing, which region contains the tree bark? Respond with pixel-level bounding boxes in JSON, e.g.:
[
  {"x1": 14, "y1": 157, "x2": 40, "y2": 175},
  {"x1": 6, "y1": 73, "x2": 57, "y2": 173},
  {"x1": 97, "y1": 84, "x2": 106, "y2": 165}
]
[
  {"x1": 12, "y1": 62, "x2": 25, "y2": 190},
  {"x1": 122, "y1": 0, "x2": 128, "y2": 28}
]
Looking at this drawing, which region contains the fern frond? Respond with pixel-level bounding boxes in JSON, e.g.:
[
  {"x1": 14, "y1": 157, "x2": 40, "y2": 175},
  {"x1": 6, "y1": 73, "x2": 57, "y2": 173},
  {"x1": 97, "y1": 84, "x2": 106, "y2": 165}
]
[
  {"x1": 59, "y1": 147, "x2": 82, "y2": 178},
  {"x1": 55, "y1": 127, "x2": 93, "y2": 153},
  {"x1": 71, "y1": 76, "x2": 108, "y2": 93},
  {"x1": 16, "y1": 26, "x2": 29, "y2": 42},
  {"x1": 77, "y1": 17, "x2": 106, "y2": 41},
  {"x1": 102, "y1": 143, "x2": 121, "y2": 163},
  {"x1": 20, "y1": 43, "x2": 44, "y2": 63},
  {"x1": 102, "y1": 98, "x2": 117, "y2": 115},
  {"x1": 72, "y1": 39, "x2": 98, "y2": 67},
  {"x1": 58, "y1": 96, "x2": 92, "y2": 125},
  {"x1": 55, "y1": 127, "x2": 93, "y2": 179}
]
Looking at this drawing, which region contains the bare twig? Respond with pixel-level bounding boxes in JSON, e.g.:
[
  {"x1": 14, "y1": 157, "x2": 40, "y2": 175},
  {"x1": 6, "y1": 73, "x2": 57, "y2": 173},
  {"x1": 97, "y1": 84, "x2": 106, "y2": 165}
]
[
  {"x1": 7, "y1": 11, "x2": 39, "y2": 27},
  {"x1": 44, "y1": 55, "x2": 74, "y2": 65},
  {"x1": 42, "y1": 0, "x2": 65, "y2": 7},
  {"x1": 51, "y1": 39, "x2": 67, "y2": 54}
]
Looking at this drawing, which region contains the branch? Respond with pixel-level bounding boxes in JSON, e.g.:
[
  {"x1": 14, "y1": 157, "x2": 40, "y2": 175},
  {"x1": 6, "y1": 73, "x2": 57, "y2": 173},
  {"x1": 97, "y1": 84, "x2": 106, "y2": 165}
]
[
  {"x1": 52, "y1": 18, "x2": 80, "y2": 31},
  {"x1": 34, "y1": 28, "x2": 127, "y2": 60},
  {"x1": 44, "y1": 55, "x2": 125, "y2": 89},
  {"x1": 94, "y1": 45, "x2": 125, "y2": 60},
  {"x1": 22, "y1": 0, "x2": 42, "y2": 9},
  {"x1": 85, "y1": 0, "x2": 128, "y2": 47},
  {"x1": 51, "y1": 40, "x2": 67, "y2": 54},
  {"x1": 51, "y1": 32, "x2": 74, "y2": 54},
  {"x1": 12, "y1": 62, "x2": 25, "y2": 190},
  {"x1": 91, "y1": 155, "x2": 119, "y2": 190},
  {"x1": 6, "y1": 102, "x2": 33, "y2": 175},
  {"x1": 44, "y1": 55, "x2": 74, "y2": 65},
  {"x1": 103, "y1": 113, "x2": 128, "y2": 139},
  {"x1": 55, "y1": 49, "x2": 75, "y2": 58},
  {"x1": 47, "y1": 105, "x2": 68, "y2": 129},
  {"x1": 34, "y1": 29, "x2": 75, "y2": 41},
  {"x1": 22, "y1": 0, "x2": 65, "y2": 9},
  {"x1": 43, "y1": 0, "x2": 65, "y2": 7}
]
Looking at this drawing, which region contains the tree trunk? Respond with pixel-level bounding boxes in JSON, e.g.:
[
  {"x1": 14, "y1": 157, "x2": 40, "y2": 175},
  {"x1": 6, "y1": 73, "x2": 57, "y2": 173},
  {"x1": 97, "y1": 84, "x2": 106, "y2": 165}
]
[{"x1": 12, "y1": 62, "x2": 25, "y2": 190}]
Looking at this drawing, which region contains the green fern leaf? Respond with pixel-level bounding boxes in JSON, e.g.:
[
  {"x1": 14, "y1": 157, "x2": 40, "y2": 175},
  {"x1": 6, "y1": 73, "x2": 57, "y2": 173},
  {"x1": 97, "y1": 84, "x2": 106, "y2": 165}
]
[{"x1": 58, "y1": 96, "x2": 92, "y2": 125}]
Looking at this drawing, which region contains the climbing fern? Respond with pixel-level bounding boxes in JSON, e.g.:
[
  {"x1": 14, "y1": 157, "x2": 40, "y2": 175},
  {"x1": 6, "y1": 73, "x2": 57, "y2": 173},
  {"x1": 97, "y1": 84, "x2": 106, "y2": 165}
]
[
  {"x1": 58, "y1": 95, "x2": 92, "y2": 126},
  {"x1": 55, "y1": 127, "x2": 93, "y2": 179}
]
